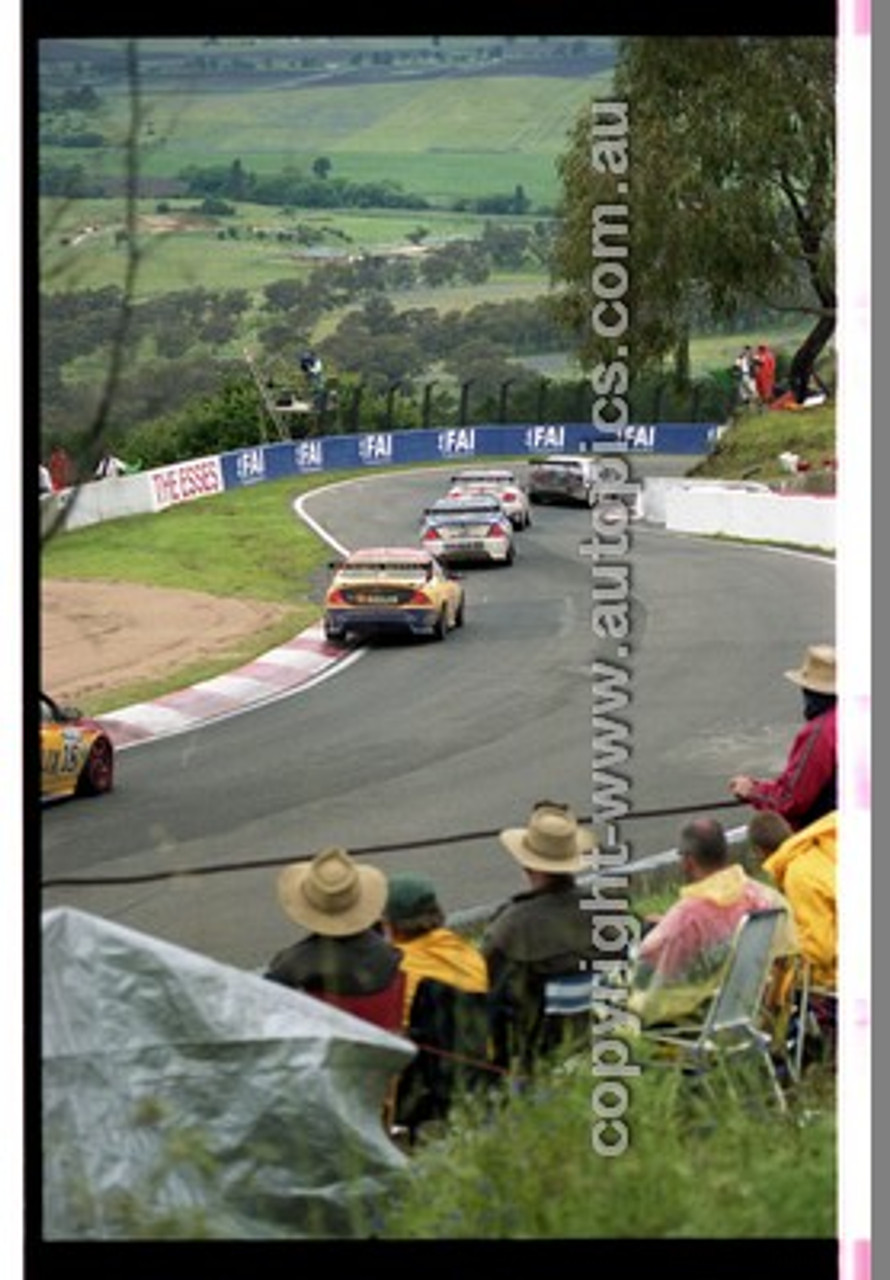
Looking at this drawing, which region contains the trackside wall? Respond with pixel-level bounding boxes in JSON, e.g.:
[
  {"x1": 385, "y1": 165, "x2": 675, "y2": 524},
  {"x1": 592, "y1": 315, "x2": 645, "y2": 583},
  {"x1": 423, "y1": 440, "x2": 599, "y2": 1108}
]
[{"x1": 41, "y1": 421, "x2": 725, "y2": 533}]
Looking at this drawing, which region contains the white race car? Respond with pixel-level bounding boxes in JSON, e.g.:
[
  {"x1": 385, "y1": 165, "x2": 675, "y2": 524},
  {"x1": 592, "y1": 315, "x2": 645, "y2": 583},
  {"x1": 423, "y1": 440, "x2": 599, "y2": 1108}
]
[
  {"x1": 421, "y1": 495, "x2": 516, "y2": 566},
  {"x1": 447, "y1": 468, "x2": 531, "y2": 530}
]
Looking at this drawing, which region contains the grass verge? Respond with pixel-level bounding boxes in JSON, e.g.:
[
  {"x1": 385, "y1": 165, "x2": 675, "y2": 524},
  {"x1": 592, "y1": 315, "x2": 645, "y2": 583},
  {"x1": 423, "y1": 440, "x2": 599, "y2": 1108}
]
[
  {"x1": 40, "y1": 471, "x2": 364, "y2": 714},
  {"x1": 689, "y1": 403, "x2": 836, "y2": 484},
  {"x1": 39, "y1": 462, "x2": 469, "y2": 714}
]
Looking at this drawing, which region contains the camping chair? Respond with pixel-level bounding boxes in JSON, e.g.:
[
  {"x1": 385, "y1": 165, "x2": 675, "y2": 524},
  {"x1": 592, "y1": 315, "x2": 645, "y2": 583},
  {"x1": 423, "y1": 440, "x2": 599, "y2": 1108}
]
[
  {"x1": 762, "y1": 953, "x2": 838, "y2": 1084},
  {"x1": 640, "y1": 908, "x2": 789, "y2": 1115},
  {"x1": 544, "y1": 971, "x2": 596, "y2": 1018}
]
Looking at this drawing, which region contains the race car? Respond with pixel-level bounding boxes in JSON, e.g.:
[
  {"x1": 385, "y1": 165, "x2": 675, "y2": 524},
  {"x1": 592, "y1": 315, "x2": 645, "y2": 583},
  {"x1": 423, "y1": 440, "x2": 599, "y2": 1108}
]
[
  {"x1": 324, "y1": 546, "x2": 465, "y2": 642},
  {"x1": 447, "y1": 468, "x2": 532, "y2": 529},
  {"x1": 40, "y1": 692, "x2": 114, "y2": 800},
  {"x1": 527, "y1": 454, "x2": 599, "y2": 506},
  {"x1": 420, "y1": 495, "x2": 515, "y2": 566}
]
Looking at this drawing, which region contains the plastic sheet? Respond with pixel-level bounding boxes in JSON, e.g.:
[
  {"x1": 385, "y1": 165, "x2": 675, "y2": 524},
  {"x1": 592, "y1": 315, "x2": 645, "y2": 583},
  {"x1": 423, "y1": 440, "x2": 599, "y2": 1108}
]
[{"x1": 42, "y1": 907, "x2": 414, "y2": 1239}]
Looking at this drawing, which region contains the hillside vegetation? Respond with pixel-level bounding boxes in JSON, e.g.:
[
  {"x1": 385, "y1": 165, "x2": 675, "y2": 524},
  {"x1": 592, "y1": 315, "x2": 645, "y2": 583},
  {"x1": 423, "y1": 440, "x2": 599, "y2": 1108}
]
[{"x1": 39, "y1": 37, "x2": 835, "y2": 482}]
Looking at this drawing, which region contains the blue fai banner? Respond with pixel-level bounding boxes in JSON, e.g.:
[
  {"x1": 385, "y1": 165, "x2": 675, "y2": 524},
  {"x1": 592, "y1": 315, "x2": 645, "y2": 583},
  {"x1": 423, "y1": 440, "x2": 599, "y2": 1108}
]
[{"x1": 220, "y1": 422, "x2": 722, "y2": 490}]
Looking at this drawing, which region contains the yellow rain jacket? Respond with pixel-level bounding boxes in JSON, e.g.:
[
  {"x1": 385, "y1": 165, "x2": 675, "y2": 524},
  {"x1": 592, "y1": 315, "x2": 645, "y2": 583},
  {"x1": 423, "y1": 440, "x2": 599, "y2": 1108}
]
[
  {"x1": 394, "y1": 928, "x2": 489, "y2": 1026},
  {"x1": 763, "y1": 811, "x2": 837, "y2": 989}
]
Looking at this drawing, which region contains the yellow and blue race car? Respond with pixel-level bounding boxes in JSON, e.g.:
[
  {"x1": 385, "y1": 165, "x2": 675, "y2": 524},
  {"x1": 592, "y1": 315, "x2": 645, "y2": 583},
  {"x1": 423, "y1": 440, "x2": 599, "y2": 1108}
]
[
  {"x1": 324, "y1": 546, "x2": 465, "y2": 643},
  {"x1": 41, "y1": 692, "x2": 115, "y2": 800}
]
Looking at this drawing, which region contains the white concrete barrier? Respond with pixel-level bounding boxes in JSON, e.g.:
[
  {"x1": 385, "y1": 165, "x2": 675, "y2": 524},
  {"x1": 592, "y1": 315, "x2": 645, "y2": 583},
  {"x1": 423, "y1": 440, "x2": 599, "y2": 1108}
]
[
  {"x1": 41, "y1": 472, "x2": 156, "y2": 533},
  {"x1": 664, "y1": 485, "x2": 835, "y2": 550},
  {"x1": 40, "y1": 455, "x2": 226, "y2": 534},
  {"x1": 642, "y1": 476, "x2": 770, "y2": 525}
]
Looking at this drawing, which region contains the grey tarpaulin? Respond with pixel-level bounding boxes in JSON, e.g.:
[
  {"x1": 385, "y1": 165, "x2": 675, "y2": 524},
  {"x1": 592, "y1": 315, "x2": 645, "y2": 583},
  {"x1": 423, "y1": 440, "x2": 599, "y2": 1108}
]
[{"x1": 42, "y1": 907, "x2": 414, "y2": 1239}]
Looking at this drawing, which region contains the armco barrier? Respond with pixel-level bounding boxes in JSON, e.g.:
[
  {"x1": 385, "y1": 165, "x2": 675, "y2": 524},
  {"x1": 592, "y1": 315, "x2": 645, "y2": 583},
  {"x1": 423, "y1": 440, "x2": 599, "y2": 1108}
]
[{"x1": 44, "y1": 422, "x2": 723, "y2": 533}]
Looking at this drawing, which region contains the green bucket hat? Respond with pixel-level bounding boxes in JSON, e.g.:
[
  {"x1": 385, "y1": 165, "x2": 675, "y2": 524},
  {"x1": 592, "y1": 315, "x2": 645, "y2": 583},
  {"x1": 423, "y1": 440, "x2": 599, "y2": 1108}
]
[{"x1": 385, "y1": 872, "x2": 440, "y2": 923}]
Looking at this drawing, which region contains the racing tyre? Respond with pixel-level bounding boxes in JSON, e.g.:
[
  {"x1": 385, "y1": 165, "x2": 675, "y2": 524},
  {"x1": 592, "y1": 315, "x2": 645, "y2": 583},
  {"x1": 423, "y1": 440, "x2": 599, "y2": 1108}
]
[
  {"x1": 455, "y1": 598, "x2": 465, "y2": 628},
  {"x1": 432, "y1": 609, "x2": 448, "y2": 642},
  {"x1": 77, "y1": 736, "x2": 114, "y2": 796},
  {"x1": 324, "y1": 620, "x2": 345, "y2": 644}
]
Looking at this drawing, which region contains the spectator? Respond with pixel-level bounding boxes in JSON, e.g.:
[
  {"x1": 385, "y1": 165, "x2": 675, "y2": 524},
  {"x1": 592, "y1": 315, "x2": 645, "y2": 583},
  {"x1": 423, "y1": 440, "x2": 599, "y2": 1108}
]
[
  {"x1": 383, "y1": 873, "x2": 492, "y2": 1137},
  {"x1": 733, "y1": 346, "x2": 758, "y2": 404},
  {"x1": 48, "y1": 444, "x2": 74, "y2": 491},
  {"x1": 95, "y1": 451, "x2": 126, "y2": 479},
  {"x1": 756, "y1": 811, "x2": 838, "y2": 991},
  {"x1": 482, "y1": 800, "x2": 598, "y2": 1072},
  {"x1": 265, "y1": 846, "x2": 405, "y2": 1034},
  {"x1": 628, "y1": 817, "x2": 796, "y2": 1028},
  {"x1": 729, "y1": 644, "x2": 837, "y2": 831},
  {"x1": 747, "y1": 810, "x2": 794, "y2": 868},
  {"x1": 754, "y1": 343, "x2": 777, "y2": 402},
  {"x1": 383, "y1": 873, "x2": 488, "y2": 1027}
]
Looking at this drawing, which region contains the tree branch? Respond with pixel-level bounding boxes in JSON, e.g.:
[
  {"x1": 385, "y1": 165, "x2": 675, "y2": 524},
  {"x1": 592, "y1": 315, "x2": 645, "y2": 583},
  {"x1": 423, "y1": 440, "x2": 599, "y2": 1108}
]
[{"x1": 42, "y1": 40, "x2": 144, "y2": 545}]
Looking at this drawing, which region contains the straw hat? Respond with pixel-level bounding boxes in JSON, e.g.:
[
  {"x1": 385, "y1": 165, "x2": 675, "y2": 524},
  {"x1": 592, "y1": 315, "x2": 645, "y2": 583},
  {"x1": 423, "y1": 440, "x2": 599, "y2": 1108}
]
[
  {"x1": 276, "y1": 846, "x2": 387, "y2": 937},
  {"x1": 499, "y1": 802, "x2": 596, "y2": 874},
  {"x1": 784, "y1": 644, "x2": 836, "y2": 695}
]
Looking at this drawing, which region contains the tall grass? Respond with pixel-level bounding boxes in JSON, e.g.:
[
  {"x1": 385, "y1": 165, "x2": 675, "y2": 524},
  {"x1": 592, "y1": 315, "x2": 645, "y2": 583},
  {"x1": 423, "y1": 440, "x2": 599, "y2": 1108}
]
[{"x1": 381, "y1": 1059, "x2": 836, "y2": 1238}]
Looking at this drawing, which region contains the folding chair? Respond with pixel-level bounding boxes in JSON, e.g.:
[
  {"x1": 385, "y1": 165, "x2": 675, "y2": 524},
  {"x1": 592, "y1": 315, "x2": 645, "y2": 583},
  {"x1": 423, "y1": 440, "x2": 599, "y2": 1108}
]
[
  {"x1": 791, "y1": 959, "x2": 838, "y2": 1078},
  {"x1": 640, "y1": 908, "x2": 789, "y2": 1114},
  {"x1": 544, "y1": 971, "x2": 595, "y2": 1018}
]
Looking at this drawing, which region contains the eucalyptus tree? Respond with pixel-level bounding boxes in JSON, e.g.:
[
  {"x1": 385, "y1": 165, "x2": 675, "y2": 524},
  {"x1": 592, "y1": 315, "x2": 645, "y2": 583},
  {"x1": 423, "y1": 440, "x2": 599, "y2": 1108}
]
[{"x1": 550, "y1": 37, "x2": 836, "y2": 393}]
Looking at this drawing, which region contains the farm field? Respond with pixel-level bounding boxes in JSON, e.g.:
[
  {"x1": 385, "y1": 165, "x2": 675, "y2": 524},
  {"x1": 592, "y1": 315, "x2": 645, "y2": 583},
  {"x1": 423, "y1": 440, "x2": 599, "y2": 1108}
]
[
  {"x1": 40, "y1": 54, "x2": 612, "y2": 301},
  {"x1": 41, "y1": 68, "x2": 612, "y2": 196},
  {"x1": 40, "y1": 200, "x2": 551, "y2": 300}
]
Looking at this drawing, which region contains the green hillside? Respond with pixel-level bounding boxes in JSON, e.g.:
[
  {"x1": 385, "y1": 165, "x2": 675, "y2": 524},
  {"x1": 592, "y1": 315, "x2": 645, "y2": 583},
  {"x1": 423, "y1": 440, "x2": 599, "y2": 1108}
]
[{"x1": 43, "y1": 72, "x2": 612, "y2": 204}]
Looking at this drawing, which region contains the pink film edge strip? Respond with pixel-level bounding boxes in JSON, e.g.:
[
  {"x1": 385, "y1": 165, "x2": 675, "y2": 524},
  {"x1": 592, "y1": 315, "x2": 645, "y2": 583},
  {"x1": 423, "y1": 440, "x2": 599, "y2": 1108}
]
[
  {"x1": 840, "y1": 1240, "x2": 871, "y2": 1280},
  {"x1": 838, "y1": 4, "x2": 871, "y2": 1274},
  {"x1": 854, "y1": 0, "x2": 871, "y2": 36}
]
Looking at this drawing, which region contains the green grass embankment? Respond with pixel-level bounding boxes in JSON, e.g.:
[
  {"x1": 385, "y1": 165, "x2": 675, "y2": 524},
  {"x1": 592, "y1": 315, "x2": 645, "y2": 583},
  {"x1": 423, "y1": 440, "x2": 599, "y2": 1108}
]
[{"x1": 689, "y1": 402, "x2": 837, "y2": 485}]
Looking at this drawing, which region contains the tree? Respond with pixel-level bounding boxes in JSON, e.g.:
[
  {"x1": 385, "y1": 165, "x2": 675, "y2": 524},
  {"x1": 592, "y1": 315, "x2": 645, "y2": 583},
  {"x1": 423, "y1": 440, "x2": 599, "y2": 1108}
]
[
  {"x1": 40, "y1": 40, "x2": 146, "y2": 541},
  {"x1": 550, "y1": 37, "x2": 836, "y2": 392}
]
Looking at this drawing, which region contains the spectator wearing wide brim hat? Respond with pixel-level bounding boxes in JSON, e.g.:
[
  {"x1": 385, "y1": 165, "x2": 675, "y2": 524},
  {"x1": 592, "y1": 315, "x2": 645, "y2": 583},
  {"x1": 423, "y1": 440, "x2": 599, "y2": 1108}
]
[
  {"x1": 497, "y1": 802, "x2": 595, "y2": 874},
  {"x1": 784, "y1": 643, "x2": 836, "y2": 695},
  {"x1": 482, "y1": 802, "x2": 600, "y2": 1071},
  {"x1": 730, "y1": 644, "x2": 837, "y2": 832},
  {"x1": 265, "y1": 846, "x2": 405, "y2": 1033}
]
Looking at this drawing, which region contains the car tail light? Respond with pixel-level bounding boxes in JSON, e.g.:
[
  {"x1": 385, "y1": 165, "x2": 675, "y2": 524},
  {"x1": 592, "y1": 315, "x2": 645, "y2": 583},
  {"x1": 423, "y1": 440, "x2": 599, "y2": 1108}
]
[
  {"x1": 422, "y1": 527, "x2": 441, "y2": 541},
  {"x1": 502, "y1": 490, "x2": 518, "y2": 502},
  {"x1": 488, "y1": 523, "x2": 508, "y2": 538},
  {"x1": 326, "y1": 588, "x2": 346, "y2": 605},
  {"x1": 409, "y1": 590, "x2": 431, "y2": 605}
]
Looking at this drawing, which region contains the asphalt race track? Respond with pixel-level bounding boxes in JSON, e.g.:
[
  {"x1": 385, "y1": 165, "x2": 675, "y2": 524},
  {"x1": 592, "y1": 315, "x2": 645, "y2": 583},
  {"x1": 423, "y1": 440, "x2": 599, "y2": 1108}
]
[{"x1": 40, "y1": 461, "x2": 835, "y2": 973}]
